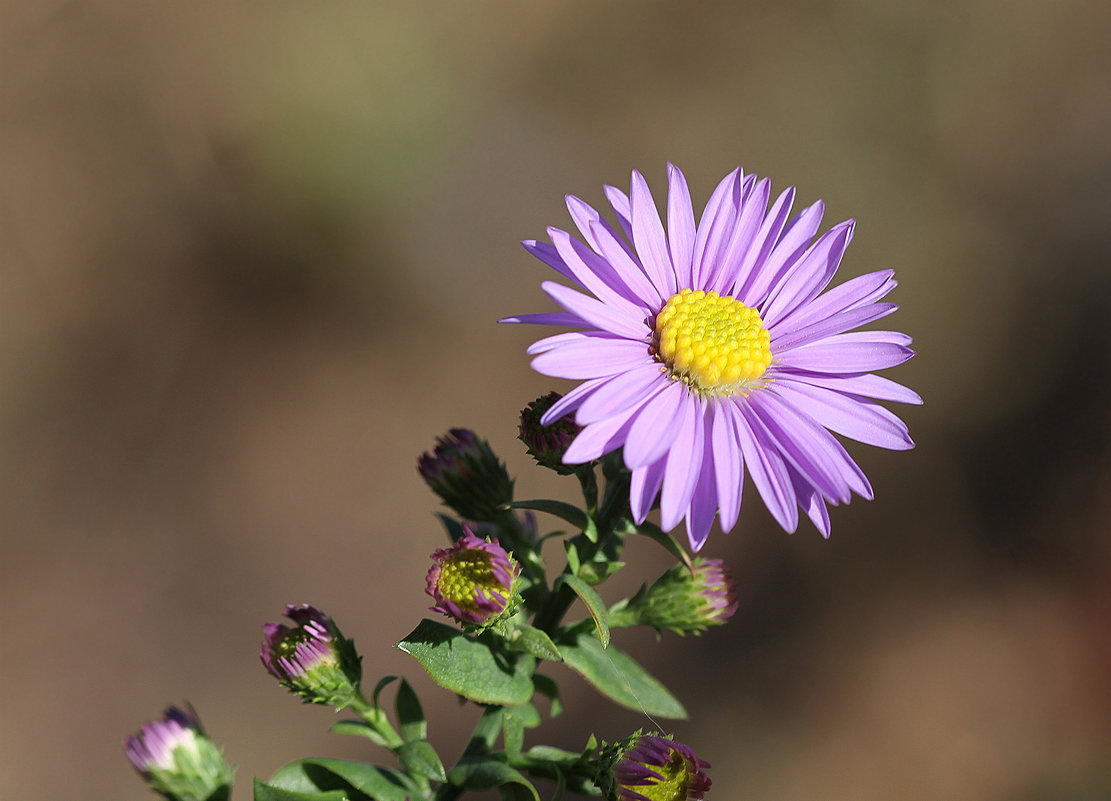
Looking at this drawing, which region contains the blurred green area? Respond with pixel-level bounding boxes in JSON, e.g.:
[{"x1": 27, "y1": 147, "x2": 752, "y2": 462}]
[{"x1": 1, "y1": 2, "x2": 1109, "y2": 799}]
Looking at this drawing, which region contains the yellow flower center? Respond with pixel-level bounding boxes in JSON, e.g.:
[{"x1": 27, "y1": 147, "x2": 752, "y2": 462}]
[
  {"x1": 655, "y1": 288, "x2": 772, "y2": 395},
  {"x1": 437, "y1": 551, "x2": 500, "y2": 611},
  {"x1": 637, "y1": 752, "x2": 690, "y2": 801}
]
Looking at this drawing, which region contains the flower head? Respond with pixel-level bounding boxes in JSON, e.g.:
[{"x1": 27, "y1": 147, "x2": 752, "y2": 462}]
[
  {"x1": 123, "y1": 705, "x2": 234, "y2": 801},
  {"x1": 504, "y1": 165, "x2": 920, "y2": 550},
  {"x1": 608, "y1": 734, "x2": 711, "y2": 801},
  {"x1": 624, "y1": 558, "x2": 737, "y2": 635},
  {"x1": 260, "y1": 604, "x2": 362, "y2": 707},
  {"x1": 519, "y1": 392, "x2": 586, "y2": 475},
  {"x1": 426, "y1": 526, "x2": 521, "y2": 628},
  {"x1": 418, "y1": 428, "x2": 514, "y2": 522}
]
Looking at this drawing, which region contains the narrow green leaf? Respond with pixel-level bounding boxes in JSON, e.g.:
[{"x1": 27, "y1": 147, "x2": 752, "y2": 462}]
[
  {"x1": 253, "y1": 777, "x2": 346, "y2": 801},
  {"x1": 555, "y1": 574, "x2": 610, "y2": 649},
  {"x1": 398, "y1": 619, "x2": 534, "y2": 706},
  {"x1": 508, "y1": 624, "x2": 563, "y2": 661},
  {"x1": 329, "y1": 719, "x2": 392, "y2": 747},
  {"x1": 621, "y1": 519, "x2": 694, "y2": 574},
  {"x1": 502, "y1": 710, "x2": 524, "y2": 760},
  {"x1": 447, "y1": 757, "x2": 540, "y2": 801},
  {"x1": 395, "y1": 678, "x2": 426, "y2": 743},
  {"x1": 504, "y1": 499, "x2": 588, "y2": 530},
  {"x1": 556, "y1": 631, "x2": 687, "y2": 719},
  {"x1": 531, "y1": 673, "x2": 563, "y2": 718},
  {"x1": 397, "y1": 740, "x2": 446, "y2": 782},
  {"x1": 371, "y1": 675, "x2": 399, "y2": 708},
  {"x1": 267, "y1": 760, "x2": 413, "y2": 801}
]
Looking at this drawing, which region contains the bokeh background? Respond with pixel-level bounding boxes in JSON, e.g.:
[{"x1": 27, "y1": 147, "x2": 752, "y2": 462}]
[{"x1": 3, "y1": 2, "x2": 1111, "y2": 799}]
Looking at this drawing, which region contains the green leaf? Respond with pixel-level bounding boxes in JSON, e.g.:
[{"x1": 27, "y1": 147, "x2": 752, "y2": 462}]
[
  {"x1": 502, "y1": 710, "x2": 524, "y2": 760},
  {"x1": 397, "y1": 740, "x2": 446, "y2": 782},
  {"x1": 253, "y1": 778, "x2": 346, "y2": 801},
  {"x1": 447, "y1": 757, "x2": 540, "y2": 801},
  {"x1": 267, "y1": 760, "x2": 413, "y2": 801},
  {"x1": 371, "y1": 675, "x2": 399, "y2": 707},
  {"x1": 576, "y1": 559, "x2": 625, "y2": 585},
  {"x1": 329, "y1": 719, "x2": 393, "y2": 747},
  {"x1": 620, "y1": 519, "x2": 694, "y2": 574},
  {"x1": 555, "y1": 574, "x2": 610, "y2": 649},
  {"x1": 398, "y1": 619, "x2": 534, "y2": 706},
  {"x1": 556, "y1": 631, "x2": 687, "y2": 719},
  {"x1": 395, "y1": 678, "x2": 426, "y2": 742},
  {"x1": 531, "y1": 673, "x2": 562, "y2": 718},
  {"x1": 504, "y1": 499, "x2": 588, "y2": 531},
  {"x1": 507, "y1": 624, "x2": 563, "y2": 661}
]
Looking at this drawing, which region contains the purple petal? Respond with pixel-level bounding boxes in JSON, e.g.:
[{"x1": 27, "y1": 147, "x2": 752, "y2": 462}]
[
  {"x1": 523, "y1": 240, "x2": 576, "y2": 283},
  {"x1": 732, "y1": 404, "x2": 799, "y2": 532},
  {"x1": 791, "y1": 469, "x2": 832, "y2": 537},
  {"x1": 563, "y1": 398, "x2": 646, "y2": 464},
  {"x1": 684, "y1": 422, "x2": 719, "y2": 551},
  {"x1": 549, "y1": 228, "x2": 647, "y2": 316},
  {"x1": 499, "y1": 311, "x2": 588, "y2": 327},
  {"x1": 710, "y1": 401, "x2": 744, "y2": 533},
  {"x1": 531, "y1": 337, "x2": 652, "y2": 379},
  {"x1": 630, "y1": 458, "x2": 666, "y2": 523},
  {"x1": 772, "y1": 269, "x2": 897, "y2": 333},
  {"x1": 710, "y1": 177, "x2": 770, "y2": 295},
  {"x1": 745, "y1": 200, "x2": 825, "y2": 308},
  {"x1": 773, "y1": 379, "x2": 915, "y2": 450},
  {"x1": 774, "y1": 331, "x2": 914, "y2": 373},
  {"x1": 791, "y1": 372, "x2": 923, "y2": 405},
  {"x1": 603, "y1": 184, "x2": 635, "y2": 244},
  {"x1": 692, "y1": 168, "x2": 742, "y2": 289},
  {"x1": 587, "y1": 220, "x2": 665, "y2": 308},
  {"x1": 565, "y1": 195, "x2": 636, "y2": 261},
  {"x1": 527, "y1": 330, "x2": 600, "y2": 355},
  {"x1": 761, "y1": 219, "x2": 854, "y2": 329},
  {"x1": 770, "y1": 302, "x2": 898, "y2": 352},
  {"x1": 732, "y1": 185, "x2": 796, "y2": 301},
  {"x1": 666, "y1": 163, "x2": 696, "y2": 289},
  {"x1": 622, "y1": 381, "x2": 686, "y2": 469},
  {"x1": 542, "y1": 281, "x2": 649, "y2": 339},
  {"x1": 575, "y1": 364, "x2": 668, "y2": 424},
  {"x1": 539, "y1": 378, "x2": 606, "y2": 425},
  {"x1": 629, "y1": 170, "x2": 677, "y2": 296},
  {"x1": 660, "y1": 396, "x2": 705, "y2": 531}
]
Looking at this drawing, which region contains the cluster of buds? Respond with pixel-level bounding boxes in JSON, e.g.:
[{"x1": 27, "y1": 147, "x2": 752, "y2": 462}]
[
  {"x1": 417, "y1": 428, "x2": 514, "y2": 523},
  {"x1": 123, "y1": 705, "x2": 234, "y2": 801},
  {"x1": 601, "y1": 733, "x2": 711, "y2": 801},
  {"x1": 426, "y1": 526, "x2": 521, "y2": 629},
  {"x1": 613, "y1": 559, "x2": 737, "y2": 635},
  {"x1": 259, "y1": 604, "x2": 362, "y2": 709},
  {"x1": 518, "y1": 392, "x2": 585, "y2": 475}
]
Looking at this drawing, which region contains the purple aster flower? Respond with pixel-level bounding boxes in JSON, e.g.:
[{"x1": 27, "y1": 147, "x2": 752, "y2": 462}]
[
  {"x1": 124, "y1": 704, "x2": 234, "y2": 801},
  {"x1": 260, "y1": 604, "x2": 362, "y2": 707},
  {"x1": 426, "y1": 525, "x2": 520, "y2": 628},
  {"x1": 503, "y1": 165, "x2": 920, "y2": 550},
  {"x1": 611, "y1": 734, "x2": 711, "y2": 801}
]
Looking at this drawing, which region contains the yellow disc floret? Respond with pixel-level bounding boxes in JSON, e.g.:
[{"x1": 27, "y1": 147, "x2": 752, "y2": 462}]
[{"x1": 655, "y1": 288, "x2": 772, "y2": 395}]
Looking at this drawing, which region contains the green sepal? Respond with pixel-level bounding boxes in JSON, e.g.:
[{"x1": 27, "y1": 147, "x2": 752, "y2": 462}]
[
  {"x1": 505, "y1": 623, "x2": 563, "y2": 661},
  {"x1": 398, "y1": 619, "x2": 534, "y2": 706},
  {"x1": 555, "y1": 631, "x2": 687, "y2": 719},
  {"x1": 555, "y1": 574, "x2": 610, "y2": 648},
  {"x1": 531, "y1": 673, "x2": 563, "y2": 717},
  {"x1": 394, "y1": 678, "x2": 425, "y2": 743},
  {"x1": 253, "y1": 777, "x2": 346, "y2": 801},
  {"x1": 397, "y1": 740, "x2": 447, "y2": 782},
  {"x1": 447, "y1": 757, "x2": 540, "y2": 801},
  {"x1": 267, "y1": 759, "x2": 414, "y2": 801},
  {"x1": 504, "y1": 500, "x2": 592, "y2": 540}
]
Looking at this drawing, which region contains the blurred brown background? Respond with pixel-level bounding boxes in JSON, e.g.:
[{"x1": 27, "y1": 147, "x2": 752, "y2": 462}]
[{"x1": 2, "y1": 1, "x2": 1110, "y2": 799}]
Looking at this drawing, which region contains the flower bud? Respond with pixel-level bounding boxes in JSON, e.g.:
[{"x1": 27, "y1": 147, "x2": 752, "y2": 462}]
[
  {"x1": 123, "y1": 704, "x2": 235, "y2": 801},
  {"x1": 418, "y1": 428, "x2": 514, "y2": 522},
  {"x1": 426, "y1": 526, "x2": 521, "y2": 628},
  {"x1": 622, "y1": 559, "x2": 737, "y2": 635},
  {"x1": 260, "y1": 604, "x2": 362, "y2": 708},
  {"x1": 605, "y1": 734, "x2": 711, "y2": 801},
  {"x1": 518, "y1": 392, "x2": 584, "y2": 475}
]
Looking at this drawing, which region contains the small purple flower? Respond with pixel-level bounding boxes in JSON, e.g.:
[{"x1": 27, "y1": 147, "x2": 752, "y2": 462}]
[
  {"x1": 260, "y1": 604, "x2": 361, "y2": 707},
  {"x1": 613, "y1": 735, "x2": 711, "y2": 801},
  {"x1": 426, "y1": 526, "x2": 520, "y2": 628},
  {"x1": 504, "y1": 165, "x2": 920, "y2": 550},
  {"x1": 124, "y1": 705, "x2": 234, "y2": 801},
  {"x1": 418, "y1": 428, "x2": 514, "y2": 523}
]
